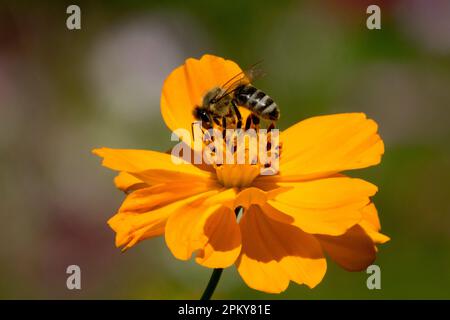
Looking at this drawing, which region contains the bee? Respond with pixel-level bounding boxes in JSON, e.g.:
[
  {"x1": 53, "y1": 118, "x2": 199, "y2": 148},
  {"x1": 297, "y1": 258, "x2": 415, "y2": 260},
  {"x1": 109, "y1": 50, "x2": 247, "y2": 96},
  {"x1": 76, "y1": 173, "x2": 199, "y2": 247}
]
[{"x1": 192, "y1": 63, "x2": 280, "y2": 135}]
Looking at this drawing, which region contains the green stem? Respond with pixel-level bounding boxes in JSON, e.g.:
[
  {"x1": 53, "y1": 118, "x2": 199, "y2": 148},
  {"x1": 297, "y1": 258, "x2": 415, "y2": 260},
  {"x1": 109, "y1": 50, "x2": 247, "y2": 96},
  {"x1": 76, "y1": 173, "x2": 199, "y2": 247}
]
[{"x1": 200, "y1": 207, "x2": 243, "y2": 300}]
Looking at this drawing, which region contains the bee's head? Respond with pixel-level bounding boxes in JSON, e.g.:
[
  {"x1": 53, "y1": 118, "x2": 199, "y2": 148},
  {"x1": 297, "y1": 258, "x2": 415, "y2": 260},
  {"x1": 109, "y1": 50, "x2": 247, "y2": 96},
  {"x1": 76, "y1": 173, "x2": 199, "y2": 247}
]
[{"x1": 193, "y1": 107, "x2": 212, "y2": 128}]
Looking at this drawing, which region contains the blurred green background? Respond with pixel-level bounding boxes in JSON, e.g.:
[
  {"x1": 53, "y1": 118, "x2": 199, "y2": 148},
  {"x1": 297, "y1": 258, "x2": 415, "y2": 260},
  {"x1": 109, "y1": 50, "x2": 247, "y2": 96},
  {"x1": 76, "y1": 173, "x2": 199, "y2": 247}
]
[{"x1": 1, "y1": 0, "x2": 449, "y2": 299}]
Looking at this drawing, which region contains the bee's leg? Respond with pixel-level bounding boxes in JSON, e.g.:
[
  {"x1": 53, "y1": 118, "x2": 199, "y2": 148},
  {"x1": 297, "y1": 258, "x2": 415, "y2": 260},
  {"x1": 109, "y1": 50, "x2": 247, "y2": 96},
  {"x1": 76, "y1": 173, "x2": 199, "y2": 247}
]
[
  {"x1": 191, "y1": 122, "x2": 195, "y2": 140},
  {"x1": 244, "y1": 115, "x2": 252, "y2": 130},
  {"x1": 232, "y1": 101, "x2": 242, "y2": 129},
  {"x1": 266, "y1": 122, "x2": 275, "y2": 150},
  {"x1": 266, "y1": 130, "x2": 273, "y2": 151},
  {"x1": 251, "y1": 114, "x2": 260, "y2": 126},
  {"x1": 251, "y1": 114, "x2": 260, "y2": 130},
  {"x1": 203, "y1": 128, "x2": 212, "y2": 141},
  {"x1": 213, "y1": 117, "x2": 221, "y2": 126},
  {"x1": 222, "y1": 117, "x2": 227, "y2": 139},
  {"x1": 192, "y1": 121, "x2": 207, "y2": 141},
  {"x1": 203, "y1": 116, "x2": 214, "y2": 141}
]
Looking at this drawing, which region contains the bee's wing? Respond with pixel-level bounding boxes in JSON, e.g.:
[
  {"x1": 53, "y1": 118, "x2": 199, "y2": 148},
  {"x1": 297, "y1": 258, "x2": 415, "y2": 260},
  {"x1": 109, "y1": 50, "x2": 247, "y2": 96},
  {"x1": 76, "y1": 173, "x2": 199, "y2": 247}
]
[
  {"x1": 215, "y1": 62, "x2": 266, "y2": 102},
  {"x1": 243, "y1": 64, "x2": 266, "y2": 82}
]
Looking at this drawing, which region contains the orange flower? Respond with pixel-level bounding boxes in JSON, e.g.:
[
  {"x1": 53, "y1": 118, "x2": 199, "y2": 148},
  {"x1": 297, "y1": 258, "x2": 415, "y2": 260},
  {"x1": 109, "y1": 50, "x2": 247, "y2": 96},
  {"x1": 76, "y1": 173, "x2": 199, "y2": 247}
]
[{"x1": 93, "y1": 54, "x2": 389, "y2": 294}]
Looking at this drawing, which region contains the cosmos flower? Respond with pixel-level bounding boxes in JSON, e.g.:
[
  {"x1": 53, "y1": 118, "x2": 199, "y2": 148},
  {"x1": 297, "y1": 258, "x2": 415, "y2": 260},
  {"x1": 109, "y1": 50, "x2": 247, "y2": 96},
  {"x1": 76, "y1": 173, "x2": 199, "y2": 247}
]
[{"x1": 93, "y1": 54, "x2": 389, "y2": 294}]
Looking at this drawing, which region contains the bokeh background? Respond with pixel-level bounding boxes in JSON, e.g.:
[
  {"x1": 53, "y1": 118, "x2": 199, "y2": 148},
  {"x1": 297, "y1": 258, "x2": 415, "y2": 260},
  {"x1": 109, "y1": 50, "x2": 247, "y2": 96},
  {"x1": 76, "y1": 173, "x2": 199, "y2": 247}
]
[{"x1": 1, "y1": 0, "x2": 449, "y2": 299}]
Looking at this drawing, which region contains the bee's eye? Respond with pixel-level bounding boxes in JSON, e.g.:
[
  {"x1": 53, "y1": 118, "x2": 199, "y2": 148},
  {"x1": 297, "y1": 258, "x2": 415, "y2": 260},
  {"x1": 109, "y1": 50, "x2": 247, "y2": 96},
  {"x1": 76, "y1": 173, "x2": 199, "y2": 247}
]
[
  {"x1": 201, "y1": 115, "x2": 210, "y2": 123},
  {"x1": 194, "y1": 108, "x2": 210, "y2": 123}
]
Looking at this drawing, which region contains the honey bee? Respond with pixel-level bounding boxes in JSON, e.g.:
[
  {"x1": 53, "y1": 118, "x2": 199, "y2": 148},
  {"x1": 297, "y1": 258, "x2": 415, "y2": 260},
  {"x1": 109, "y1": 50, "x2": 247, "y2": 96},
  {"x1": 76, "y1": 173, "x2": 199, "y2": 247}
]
[{"x1": 192, "y1": 63, "x2": 280, "y2": 134}]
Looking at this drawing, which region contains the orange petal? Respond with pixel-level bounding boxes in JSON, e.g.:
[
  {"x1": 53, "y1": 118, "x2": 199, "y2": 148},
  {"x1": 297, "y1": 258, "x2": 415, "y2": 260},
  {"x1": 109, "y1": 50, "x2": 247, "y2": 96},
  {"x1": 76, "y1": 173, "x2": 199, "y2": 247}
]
[
  {"x1": 233, "y1": 186, "x2": 290, "y2": 209},
  {"x1": 108, "y1": 190, "x2": 217, "y2": 250},
  {"x1": 279, "y1": 113, "x2": 384, "y2": 180},
  {"x1": 130, "y1": 168, "x2": 216, "y2": 186},
  {"x1": 316, "y1": 225, "x2": 377, "y2": 271},
  {"x1": 92, "y1": 147, "x2": 212, "y2": 184},
  {"x1": 114, "y1": 172, "x2": 147, "y2": 193},
  {"x1": 359, "y1": 203, "x2": 390, "y2": 244},
  {"x1": 195, "y1": 206, "x2": 242, "y2": 268},
  {"x1": 266, "y1": 176, "x2": 377, "y2": 236},
  {"x1": 160, "y1": 54, "x2": 248, "y2": 135},
  {"x1": 165, "y1": 189, "x2": 240, "y2": 268},
  {"x1": 236, "y1": 205, "x2": 327, "y2": 293},
  {"x1": 118, "y1": 181, "x2": 214, "y2": 214},
  {"x1": 168, "y1": 141, "x2": 215, "y2": 173}
]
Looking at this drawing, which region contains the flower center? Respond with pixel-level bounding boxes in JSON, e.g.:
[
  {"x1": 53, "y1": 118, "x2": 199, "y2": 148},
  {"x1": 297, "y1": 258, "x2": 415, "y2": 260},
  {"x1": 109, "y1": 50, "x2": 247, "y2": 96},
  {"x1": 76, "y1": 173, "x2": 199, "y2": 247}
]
[
  {"x1": 215, "y1": 164, "x2": 260, "y2": 188},
  {"x1": 199, "y1": 127, "x2": 281, "y2": 188},
  {"x1": 191, "y1": 111, "x2": 282, "y2": 187}
]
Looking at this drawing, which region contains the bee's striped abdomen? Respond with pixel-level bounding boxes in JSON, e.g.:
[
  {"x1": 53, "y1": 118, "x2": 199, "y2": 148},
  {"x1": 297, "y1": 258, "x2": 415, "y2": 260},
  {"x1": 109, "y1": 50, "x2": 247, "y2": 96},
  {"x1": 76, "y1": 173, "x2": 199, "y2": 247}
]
[{"x1": 235, "y1": 85, "x2": 280, "y2": 121}]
